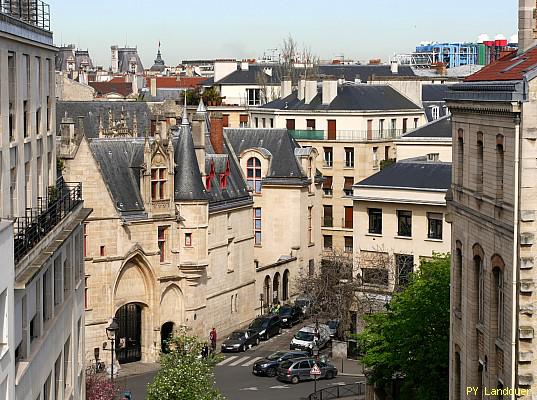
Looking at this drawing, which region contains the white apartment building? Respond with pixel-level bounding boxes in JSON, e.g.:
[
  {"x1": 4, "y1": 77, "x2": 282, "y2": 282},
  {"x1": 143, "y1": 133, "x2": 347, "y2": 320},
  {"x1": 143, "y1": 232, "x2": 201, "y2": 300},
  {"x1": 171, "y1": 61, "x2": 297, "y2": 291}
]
[{"x1": 0, "y1": 2, "x2": 90, "y2": 399}]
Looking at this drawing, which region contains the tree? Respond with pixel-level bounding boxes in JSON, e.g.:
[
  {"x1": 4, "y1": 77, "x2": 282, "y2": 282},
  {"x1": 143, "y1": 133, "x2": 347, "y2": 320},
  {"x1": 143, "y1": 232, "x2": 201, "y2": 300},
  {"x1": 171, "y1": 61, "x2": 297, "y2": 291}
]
[
  {"x1": 86, "y1": 371, "x2": 118, "y2": 400},
  {"x1": 147, "y1": 328, "x2": 224, "y2": 400},
  {"x1": 356, "y1": 254, "x2": 450, "y2": 400}
]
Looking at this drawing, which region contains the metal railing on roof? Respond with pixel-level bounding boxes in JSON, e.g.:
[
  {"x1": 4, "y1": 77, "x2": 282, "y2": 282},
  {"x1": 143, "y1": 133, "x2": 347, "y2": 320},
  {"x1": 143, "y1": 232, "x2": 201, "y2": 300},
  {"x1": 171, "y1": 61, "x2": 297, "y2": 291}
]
[
  {"x1": 289, "y1": 129, "x2": 325, "y2": 140},
  {"x1": 289, "y1": 129, "x2": 403, "y2": 141},
  {"x1": 1, "y1": 0, "x2": 50, "y2": 31},
  {"x1": 14, "y1": 177, "x2": 82, "y2": 264}
]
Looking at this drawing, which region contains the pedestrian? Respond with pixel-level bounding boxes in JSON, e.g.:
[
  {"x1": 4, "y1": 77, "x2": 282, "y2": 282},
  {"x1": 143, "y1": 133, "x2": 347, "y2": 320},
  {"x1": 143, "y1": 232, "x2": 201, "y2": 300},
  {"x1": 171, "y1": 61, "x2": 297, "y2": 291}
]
[{"x1": 210, "y1": 327, "x2": 217, "y2": 353}]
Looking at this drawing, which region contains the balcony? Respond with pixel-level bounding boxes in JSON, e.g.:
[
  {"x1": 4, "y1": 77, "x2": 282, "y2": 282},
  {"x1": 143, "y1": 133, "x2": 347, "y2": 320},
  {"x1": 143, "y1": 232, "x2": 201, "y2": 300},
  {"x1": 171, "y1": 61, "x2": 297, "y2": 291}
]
[
  {"x1": 322, "y1": 216, "x2": 333, "y2": 227},
  {"x1": 289, "y1": 129, "x2": 403, "y2": 142},
  {"x1": 289, "y1": 130, "x2": 325, "y2": 140},
  {"x1": 14, "y1": 177, "x2": 82, "y2": 264},
  {"x1": 1, "y1": 0, "x2": 51, "y2": 31}
]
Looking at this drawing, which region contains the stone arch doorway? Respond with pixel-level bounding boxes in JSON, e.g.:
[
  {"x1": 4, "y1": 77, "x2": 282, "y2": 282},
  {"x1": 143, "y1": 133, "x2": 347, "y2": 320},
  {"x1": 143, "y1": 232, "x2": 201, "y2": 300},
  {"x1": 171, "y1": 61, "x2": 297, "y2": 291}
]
[
  {"x1": 115, "y1": 303, "x2": 143, "y2": 364},
  {"x1": 263, "y1": 275, "x2": 271, "y2": 313},
  {"x1": 273, "y1": 272, "x2": 280, "y2": 304},
  {"x1": 161, "y1": 321, "x2": 174, "y2": 353},
  {"x1": 282, "y1": 269, "x2": 290, "y2": 301}
]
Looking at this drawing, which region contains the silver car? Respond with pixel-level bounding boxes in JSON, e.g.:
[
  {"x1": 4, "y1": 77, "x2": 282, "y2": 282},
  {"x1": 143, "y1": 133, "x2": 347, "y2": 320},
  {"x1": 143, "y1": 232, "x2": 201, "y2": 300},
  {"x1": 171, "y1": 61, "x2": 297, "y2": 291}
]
[{"x1": 277, "y1": 357, "x2": 338, "y2": 384}]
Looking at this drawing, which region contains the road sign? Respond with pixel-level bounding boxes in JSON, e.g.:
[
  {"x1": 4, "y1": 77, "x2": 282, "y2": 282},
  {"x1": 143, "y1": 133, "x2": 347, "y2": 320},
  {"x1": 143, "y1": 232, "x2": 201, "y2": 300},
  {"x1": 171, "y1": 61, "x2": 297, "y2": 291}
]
[{"x1": 310, "y1": 363, "x2": 322, "y2": 376}]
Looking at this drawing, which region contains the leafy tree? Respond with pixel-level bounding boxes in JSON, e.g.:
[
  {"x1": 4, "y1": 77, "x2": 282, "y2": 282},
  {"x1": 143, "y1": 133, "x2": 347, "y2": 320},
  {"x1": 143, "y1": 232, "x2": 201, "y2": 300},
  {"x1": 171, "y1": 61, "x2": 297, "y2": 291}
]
[
  {"x1": 356, "y1": 254, "x2": 450, "y2": 400},
  {"x1": 147, "y1": 328, "x2": 224, "y2": 400},
  {"x1": 182, "y1": 89, "x2": 200, "y2": 105}
]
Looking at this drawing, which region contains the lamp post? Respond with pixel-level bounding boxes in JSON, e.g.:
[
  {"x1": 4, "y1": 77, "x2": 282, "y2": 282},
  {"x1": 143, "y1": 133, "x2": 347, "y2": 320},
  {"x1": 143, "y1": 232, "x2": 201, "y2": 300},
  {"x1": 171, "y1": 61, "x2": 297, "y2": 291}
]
[{"x1": 106, "y1": 318, "x2": 119, "y2": 383}]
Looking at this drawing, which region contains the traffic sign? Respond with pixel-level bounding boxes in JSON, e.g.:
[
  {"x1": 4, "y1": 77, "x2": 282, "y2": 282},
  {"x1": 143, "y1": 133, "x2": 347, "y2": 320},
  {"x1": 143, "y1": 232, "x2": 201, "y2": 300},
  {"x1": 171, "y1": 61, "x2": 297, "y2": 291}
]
[{"x1": 310, "y1": 363, "x2": 321, "y2": 376}]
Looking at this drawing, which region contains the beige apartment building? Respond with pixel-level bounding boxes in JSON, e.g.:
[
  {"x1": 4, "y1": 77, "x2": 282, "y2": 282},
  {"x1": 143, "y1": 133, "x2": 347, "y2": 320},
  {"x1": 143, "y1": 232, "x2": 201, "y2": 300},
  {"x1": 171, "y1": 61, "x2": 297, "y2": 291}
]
[
  {"x1": 447, "y1": 2, "x2": 537, "y2": 398},
  {"x1": 252, "y1": 77, "x2": 427, "y2": 252},
  {"x1": 0, "y1": 2, "x2": 90, "y2": 399}
]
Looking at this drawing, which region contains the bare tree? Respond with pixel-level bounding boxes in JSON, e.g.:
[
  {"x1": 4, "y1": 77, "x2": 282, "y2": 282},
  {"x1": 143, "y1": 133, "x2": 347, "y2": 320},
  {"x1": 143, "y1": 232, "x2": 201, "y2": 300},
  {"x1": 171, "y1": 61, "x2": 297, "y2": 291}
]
[{"x1": 280, "y1": 34, "x2": 298, "y2": 83}]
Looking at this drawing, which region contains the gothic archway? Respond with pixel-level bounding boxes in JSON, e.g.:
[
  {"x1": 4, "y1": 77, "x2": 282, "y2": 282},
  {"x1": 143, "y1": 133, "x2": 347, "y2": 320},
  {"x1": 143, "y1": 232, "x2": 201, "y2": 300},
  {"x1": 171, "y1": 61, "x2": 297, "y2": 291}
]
[
  {"x1": 282, "y1": 269, "x2": 290, "y2": 301},
  {"x1": 273, "y1": 272, "x2": 280, "y2": 304},
  {"x1": 264, "y1": 275, "x2": 271, "y2": 313},
  {"x1": 115, "y1": 303, "x2": 143, "y2": 364},
  {"x1": 161, "y1": 321, "x2": 174, "y2": 353}
]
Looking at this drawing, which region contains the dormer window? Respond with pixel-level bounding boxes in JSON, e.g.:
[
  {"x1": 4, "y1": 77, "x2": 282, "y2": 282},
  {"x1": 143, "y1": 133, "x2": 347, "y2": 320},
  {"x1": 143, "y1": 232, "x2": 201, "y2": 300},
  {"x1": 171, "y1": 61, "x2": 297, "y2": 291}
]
[
  {"x1": 431, "y1": 105, "x2": 440, "y2": 120},
  {"x1": 206, "y1": 161, "x2": 216, "y2": 191},
  {"x1": 247, "y1": 157, "x2": 262, "y2": 193},
  {"x1": 151, "y1": 167, "x2": 166, "y2": 200},
  {"x1": 220, "y1": 161, "x2": 230, "y2": 189}
]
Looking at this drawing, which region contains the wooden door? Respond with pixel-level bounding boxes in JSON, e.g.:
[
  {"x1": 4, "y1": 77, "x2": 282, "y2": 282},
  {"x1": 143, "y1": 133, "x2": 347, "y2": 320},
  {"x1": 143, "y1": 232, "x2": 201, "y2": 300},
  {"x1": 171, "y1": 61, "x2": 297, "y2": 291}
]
[{"x1": 327, "y1": 120, "x2": 336, "y2": 140}]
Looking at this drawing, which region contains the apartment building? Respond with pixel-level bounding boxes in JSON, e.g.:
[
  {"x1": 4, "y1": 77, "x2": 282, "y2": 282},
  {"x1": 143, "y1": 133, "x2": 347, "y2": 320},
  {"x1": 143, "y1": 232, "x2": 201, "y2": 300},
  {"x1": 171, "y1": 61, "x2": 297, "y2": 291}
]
[
  {"x1": 0, "y1": 2, "x2": 90, "y2": 399},
  {"x1": 252, "y1": 77, "x2": 426, "y2": 252}
]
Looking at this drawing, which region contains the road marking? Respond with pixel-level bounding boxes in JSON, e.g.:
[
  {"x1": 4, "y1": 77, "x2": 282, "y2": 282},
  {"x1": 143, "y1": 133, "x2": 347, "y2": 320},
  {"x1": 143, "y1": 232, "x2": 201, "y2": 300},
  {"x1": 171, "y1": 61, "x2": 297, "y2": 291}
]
[
  {"x1": 229, "y1": 356, "x2": 251, "y2": 366},
  {"x1": 269, "y1": 385, "x2": 290, "y2": 389},
  {"x1": 217, "y1": 356, "x2": 238, "y2": 366},
  {"x1": 241, "y1": 356, "x2": 262, "y2": 366},
  {"x1": 240, "y1": 387, "x2": 259, "y2": 391}
]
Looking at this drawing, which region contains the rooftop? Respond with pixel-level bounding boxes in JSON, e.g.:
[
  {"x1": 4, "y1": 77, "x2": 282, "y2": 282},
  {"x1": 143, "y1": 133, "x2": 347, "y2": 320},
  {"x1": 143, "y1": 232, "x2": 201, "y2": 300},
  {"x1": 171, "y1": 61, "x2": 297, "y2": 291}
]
[
  {"x1": 0, "y1": 0, "x2": 53, "y2": 45},
  {"x1": 401, "y1": 115, "x2": 451, "y2": 139},
  {"x1": 464, "y1": 49, "x2": 530, "y2": 82}
]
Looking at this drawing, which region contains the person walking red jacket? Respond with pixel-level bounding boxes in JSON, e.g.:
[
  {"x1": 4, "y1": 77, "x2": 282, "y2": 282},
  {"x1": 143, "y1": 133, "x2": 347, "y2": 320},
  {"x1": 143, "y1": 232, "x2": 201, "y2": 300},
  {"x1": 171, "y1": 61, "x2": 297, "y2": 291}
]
[{"x1": 210, "y1": 327, "x2": 217, "y2": 352}]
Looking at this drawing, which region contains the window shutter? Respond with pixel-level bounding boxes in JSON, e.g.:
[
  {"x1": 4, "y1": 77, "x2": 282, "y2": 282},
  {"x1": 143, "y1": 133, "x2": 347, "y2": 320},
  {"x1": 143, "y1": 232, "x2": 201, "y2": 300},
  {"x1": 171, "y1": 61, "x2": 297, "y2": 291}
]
[
  {"x1": 323, "y1": 176, "x2": 333, "y2": 189},
  {"x1": 344, "y1": 177, "x2": 354, "y2": 189}
]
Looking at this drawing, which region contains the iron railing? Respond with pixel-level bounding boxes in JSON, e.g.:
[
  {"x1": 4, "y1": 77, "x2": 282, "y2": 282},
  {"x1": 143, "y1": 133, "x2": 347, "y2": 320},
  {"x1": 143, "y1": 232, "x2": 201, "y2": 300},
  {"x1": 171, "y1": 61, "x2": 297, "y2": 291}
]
[
  {"x1": 1, "y1": 0, "x2": 50, "y2": 31},
  {"x1": 289, "y1": 129, "x2": 325, "y2": 140},
  {"x1": 14, "y1": 177, "x2": 82, "y2": 264},
  {"x1": 322, "y1": 216, "x2": 333, "y2": 227},
  {"x1": 335, "y1": 129, "x2": 403, "y2": 141},
  {"x1": 308, "y1": 382, "x2": 365, "y2": 400}
]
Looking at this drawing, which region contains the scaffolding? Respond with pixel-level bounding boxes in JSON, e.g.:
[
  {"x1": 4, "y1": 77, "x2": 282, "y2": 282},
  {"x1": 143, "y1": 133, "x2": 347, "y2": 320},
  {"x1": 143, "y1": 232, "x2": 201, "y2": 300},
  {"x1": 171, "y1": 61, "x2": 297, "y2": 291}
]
[{"x1": 1, "y1": 0, "x2": 50, "y2": 31}]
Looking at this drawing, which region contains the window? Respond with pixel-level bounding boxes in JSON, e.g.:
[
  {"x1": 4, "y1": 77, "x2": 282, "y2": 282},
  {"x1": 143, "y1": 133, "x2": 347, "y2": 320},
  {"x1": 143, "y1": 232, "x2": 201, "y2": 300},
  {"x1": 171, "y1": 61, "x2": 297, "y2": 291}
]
[
  {"x1": 100, "y1": 245, "x2": 105, "y2": 256},
  {"x1": 457, "y1": 129, "x2": 464, "y2": 186},
  {"x1": 83, "y1": 223, "x2": 88, "y2": 257},
  {"x1": 323, "y1": 235, "x2": 333, "y2": 250},
  {"x1": 262, "y1": 118, "x2": 266, "y2": 128},
  {"x1": 84, "y1": 277, "x2": 89, "y2": 309},
  {"x1": 344, "y1": 206, "x2": 353, "y2": 229},
  {"x1": 64, "y1": 336, "x2": 71, "y2": 390},
  {"x1": 223, "y1": 114, "x2": 229, "y2": 127},
  {"x1": 390, "y1": 118, "x2": 396, "y2": 133},
  {"x1": 323, "y1": 176, "x2": 333, "y2": 196},
  {"x1": 368, "y1": 208, "x2": 382, "y2": 234},
  {"x1": 362, "y1": 268, "x2": 389, "y2": 286},
  {"x1": 476, "y1": 134, "x2": 484, "y2": 193},
  {"x1": 308, "y1": 206, "x2": 313, "y2": 244},
  {"x1": 247, "y1": 88, "x2": 261, "y2": 106},
  {"x1": 158, "y1": 227, "x2": 167, "y2": 262},
  {"x1": 402, "y1": 118, "x2": 408, "y2": 133},
  {"x1": 185, "y1": 233, "x2": 192, "y2": 247},
  {"x1": 397, "y1": 210, "x2": 412, "y2": 237},
  {"x1": 286, "y1": 119, "x2": 295, "y2": 130},
  {"x1": 372, "y1": 147, "x2": 378, "y2": 168},
  {"x1": 23, "y1": 100, "x2": 29, "y2": 138},
  {"x1": 247, "y1": 157, "x2": 262, "y2": 193},
  {"x1": 63, "y1": 258, "x2": 71, "y2": 293},
  {"x1": 8, "y1": 52, "x2": 15, "y2": 142},
  {"x1": 239, "y1": 114, "x2": 248, "y2": 128},
  {"x1": 496, "y1": 138, "x2": 504, "y2": 200},
  {"x1": 427, "y1": 213, "x2": 443, "y2": 240},
  {"x1": 431, "y1": 105, "x2": 440, "y2": 120},
  {"x1": 323, "y1": 147, "x2": 333, "y2": 167},
  {"x1": 414, "y1": 118, "x2": 419, "y2": 129},
  {"x1": 253, "y1": 208, "x2": 262, "y2": 245},
  {"x1": 455, "y1": 247, "x2": 462, "y2": 312},
  {"x1": 343, "y1": 177, "x2": 354, "y2": 196},
  {"x1": 379, "y1": 119, "x2": 385, "y2": 133},
  {"x1": 475, "y1": 255, "x2": 484, "y2": 324},
  {"x1": 344, "y1": 236, "x2": 353, "y2": 253},
  {"x1": 151, "y1": 167, "x2": 166, "y2": 200},
  {"x1": 270, "y1": 118, "x2": 274, "y2": 128},
  {"x1": 0, "y1": 290, "x2": 7, "y2": 352},
  {"x1": 53, "y1": 257, "x2": 62, "y2": 306},
  {"x1": 427, "y1": 153, "x2": 439, "y2": 162},
  {"x1": 494, "y1": 268, "x2": 505, "y2": 339},
  {"x1": 323, "y1": 205, "x2": 333, "y2": 227},
  {"x1": 396, "y1": 254, "x2": 414, "y2": 288},
  {"x1": 306, "y1": 119, "x2": 316, "y2": 130},
  {"x1": 344, "y1": 147, "x2": 354, "y2": 168},
  {"x1": 255, "y1": 117, "x2": 258, "y2": 128},
  {"x1": 454, "y1": 352, "x2": 462, "y2": 400}
]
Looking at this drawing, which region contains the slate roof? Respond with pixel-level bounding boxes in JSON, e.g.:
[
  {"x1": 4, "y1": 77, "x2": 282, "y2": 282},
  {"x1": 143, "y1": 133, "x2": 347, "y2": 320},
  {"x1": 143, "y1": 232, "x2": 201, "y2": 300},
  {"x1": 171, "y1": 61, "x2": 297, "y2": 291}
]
[
  {"x1": 422, "y1": 84, "x2": 452, "y2": 101},
  {"x1": 56, "y1": 45, "x2": 94, "y2": 72},
  {"x1": 117, "y1": 47, "x2": 144, "y2": 73},
  {"x1": 89, "y1": 81, "x2": 133, "y2": 97},
  {"x1": 225, "y1": 128, "x2": 309, "y2": 185},
  {"x1": 261, "y1": 85, "x2": 421, "y2": 111},
  {"x1": 402, "y1": 115, "x2": 451, "y2": 139},
  {"x1": 356, "y1": 161, "x2": 452, "y2": 191},
  {"x1": 214, "y1": 65, "x2": 280, "y2": 85},
  {"x1": 423, "y1": 101, "x2": 449, "y2": 122},
  {"x1": 57, "y1": 101, "x2": 152, "y2": 138}
]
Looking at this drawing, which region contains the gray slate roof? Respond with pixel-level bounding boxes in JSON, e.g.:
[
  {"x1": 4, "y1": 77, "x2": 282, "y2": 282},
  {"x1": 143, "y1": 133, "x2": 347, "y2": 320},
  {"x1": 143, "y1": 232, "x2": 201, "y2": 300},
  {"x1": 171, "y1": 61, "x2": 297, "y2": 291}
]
[
  {"x1": 117, "y1": 47, "x2": 144, "y2": 73},
  {"x1": 261, "y1": 85, "x2": 421, "y2": 111},
  {"x1": 215, "y1": 65, "x2": 280, "y2": 85},
  {"x1": 423, "y1": 101, "x2": 449, "y2": 122},
  {"x1": 356, "y1": 161, "x2": 452, "y2": 191},
  {"x1": 402, "y1": 115, "x2": 451, "y2": 139},
  {"x1": 57, "y1": 101, "x2": 152, "y2": 138},
  {"x1": 225, "y1": 129, "x2": 308, "y2": 183},
  {"x1": 422, "y1": 84, "x2": 452, "y2": 101}
]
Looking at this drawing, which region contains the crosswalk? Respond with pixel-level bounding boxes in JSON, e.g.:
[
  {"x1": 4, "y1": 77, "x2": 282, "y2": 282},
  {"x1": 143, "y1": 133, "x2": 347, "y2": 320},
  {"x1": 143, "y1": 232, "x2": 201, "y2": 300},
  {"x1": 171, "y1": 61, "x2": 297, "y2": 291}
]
[{"x1": 217, "y1": 355, "x2": 264, "y2": 367}]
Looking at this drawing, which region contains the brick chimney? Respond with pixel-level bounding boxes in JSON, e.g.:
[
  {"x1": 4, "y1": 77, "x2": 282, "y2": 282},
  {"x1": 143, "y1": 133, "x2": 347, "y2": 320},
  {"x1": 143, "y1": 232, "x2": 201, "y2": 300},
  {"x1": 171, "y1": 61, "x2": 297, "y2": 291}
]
[
  {"x1": 519, "y1": 0, "x2": 537, "y2": 53},
  {"x1": 210, "y1": 112, "x2": 224, "y2": 154}
]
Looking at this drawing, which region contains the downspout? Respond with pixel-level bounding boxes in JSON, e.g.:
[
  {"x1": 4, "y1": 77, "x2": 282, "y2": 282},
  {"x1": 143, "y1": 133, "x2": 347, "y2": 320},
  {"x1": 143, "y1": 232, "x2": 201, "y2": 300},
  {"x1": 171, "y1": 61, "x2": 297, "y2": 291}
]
[{"x1": 511, "y1": 112, "x2": 521, "y2": 398}]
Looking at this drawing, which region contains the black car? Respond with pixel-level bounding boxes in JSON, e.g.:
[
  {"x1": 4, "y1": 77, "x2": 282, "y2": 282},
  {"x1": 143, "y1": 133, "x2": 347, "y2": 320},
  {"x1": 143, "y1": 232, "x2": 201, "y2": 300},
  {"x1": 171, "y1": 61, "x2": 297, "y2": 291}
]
[
  {"x1": 249, "y1": 315, "x2": 282, "y2": 340},
  {"x1": 221, "y1": 329, "x2": 260, "y2": 352},
  {"x1": 279, "y1": 305, "x2": 303, "y2": 328},
  {"x1": 252, "y1": 350, "x2": 309, "y2": 377}
]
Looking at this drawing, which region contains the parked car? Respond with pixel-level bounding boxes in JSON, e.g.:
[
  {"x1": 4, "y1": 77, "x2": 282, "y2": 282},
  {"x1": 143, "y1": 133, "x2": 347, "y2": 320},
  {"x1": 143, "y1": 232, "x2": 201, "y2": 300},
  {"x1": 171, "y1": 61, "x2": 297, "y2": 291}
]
[
  {"x1": 249, "y1": 315, "x2": 282, "y2": 340},
  {"x1": 277, "y1": 357, "x2": 338, "y2": 384},
  {"x1": 252, "y1": 350, "x2": 309, "y2": 377},
  {"x1": 279, "y1": 305, "x2": 303, "y2": 328},
  {"x1": 326, "y1": 319, "x2": 340, "y2": 338},
  {"x1": 294, "y1": 295, "x2": 314, "y2": 317},
  {"x1": 290, "y1": 324, "x2": 331, "y2": 353},
  {"x1": 221, "y1": 329, "x2": 260, "y2": 352}
]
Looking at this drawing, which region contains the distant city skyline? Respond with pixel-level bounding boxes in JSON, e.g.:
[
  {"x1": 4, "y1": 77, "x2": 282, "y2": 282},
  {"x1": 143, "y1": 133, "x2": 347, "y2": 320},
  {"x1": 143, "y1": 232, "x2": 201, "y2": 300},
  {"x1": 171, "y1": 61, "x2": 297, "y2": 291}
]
[{"x1": 49, "y1": 0, "x2": 517, "y2": 67}]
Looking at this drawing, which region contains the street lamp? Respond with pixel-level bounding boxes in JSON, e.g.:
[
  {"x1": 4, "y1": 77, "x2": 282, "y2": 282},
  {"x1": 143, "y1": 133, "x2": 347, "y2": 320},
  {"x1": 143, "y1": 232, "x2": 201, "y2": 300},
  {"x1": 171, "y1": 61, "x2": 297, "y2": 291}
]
[{"x1": 106, "y1": 318, "x2": 119, "y2": 383}]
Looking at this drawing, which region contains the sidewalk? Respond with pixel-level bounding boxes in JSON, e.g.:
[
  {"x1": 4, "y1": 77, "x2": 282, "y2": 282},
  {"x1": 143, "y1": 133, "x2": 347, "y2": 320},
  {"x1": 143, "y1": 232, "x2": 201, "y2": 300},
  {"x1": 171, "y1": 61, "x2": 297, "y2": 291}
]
[
  {"x1": 331, "y1": 357, "x2": 364, "y2": 378},
  {"x1": 116, "y1": 361, "x2": 160, "y2": 379}
]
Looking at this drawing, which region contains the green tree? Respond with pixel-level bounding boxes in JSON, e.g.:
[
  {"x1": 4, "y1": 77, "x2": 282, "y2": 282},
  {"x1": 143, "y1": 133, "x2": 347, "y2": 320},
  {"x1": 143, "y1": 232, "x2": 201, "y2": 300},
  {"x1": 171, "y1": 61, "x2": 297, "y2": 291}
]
[
  {"x1": 147, "y1": 329, "x2": 225, "y2": 400},
  {"x1": 357, "y1": 254, "x2": 450, "y2": 400}
]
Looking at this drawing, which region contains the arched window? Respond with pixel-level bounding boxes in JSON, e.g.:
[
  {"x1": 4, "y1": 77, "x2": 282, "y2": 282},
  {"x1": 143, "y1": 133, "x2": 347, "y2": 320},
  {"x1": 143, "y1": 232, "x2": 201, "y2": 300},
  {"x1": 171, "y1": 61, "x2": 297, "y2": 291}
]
[
  {"x1": 247, "y1": 157, "x2": 262, "y2": 193},
  {"x1": 473, "y1": 244, "x2": 485, "y2": 324},
  {"x1": 457, "y1": 129, "x2": 464, "y2": 186},
  {"x1": 282, "y1": 270, "x2": 290, "y2": 301},
  {"x1": 496, "y1": 135, "x2": 504, "y2": 201},
  {"x1": 151, "y1": 167, "x2": 166, "y2": 200},
  {"x1": 476, "y1": 133, "x2": 484, "y2": 194},
  {"x1": 492, "y1": 254, "x2": 505, "y2": 340},
  {"x1": 455, "y1": 244, "x2": 463, "y2": 313}
]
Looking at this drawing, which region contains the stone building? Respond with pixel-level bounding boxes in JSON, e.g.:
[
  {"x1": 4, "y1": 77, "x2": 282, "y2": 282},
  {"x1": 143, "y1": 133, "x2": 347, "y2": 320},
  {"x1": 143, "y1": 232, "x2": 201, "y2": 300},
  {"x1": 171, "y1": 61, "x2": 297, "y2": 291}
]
[
  {"x1": 447, "y1": 1, "x2": 537, "y2": 397},
  {"x1": 0, "y1": 3, "x2": 90, "y2": 399}
]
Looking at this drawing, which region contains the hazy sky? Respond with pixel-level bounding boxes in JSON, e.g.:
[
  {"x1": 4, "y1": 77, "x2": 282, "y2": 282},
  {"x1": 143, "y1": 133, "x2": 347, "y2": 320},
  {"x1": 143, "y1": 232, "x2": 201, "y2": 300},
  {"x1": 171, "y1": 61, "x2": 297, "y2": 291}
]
[{"x1": 48, "y1": 0, "x2": 518, "y2": 67}]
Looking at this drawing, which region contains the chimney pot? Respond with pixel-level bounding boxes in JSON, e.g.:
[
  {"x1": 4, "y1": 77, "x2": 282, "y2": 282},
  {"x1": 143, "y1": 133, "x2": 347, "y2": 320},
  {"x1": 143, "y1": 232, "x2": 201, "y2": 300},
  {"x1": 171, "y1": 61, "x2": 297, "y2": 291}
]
[{"x1": 210, "y1": 113, "x2": 225, "y2": 154}]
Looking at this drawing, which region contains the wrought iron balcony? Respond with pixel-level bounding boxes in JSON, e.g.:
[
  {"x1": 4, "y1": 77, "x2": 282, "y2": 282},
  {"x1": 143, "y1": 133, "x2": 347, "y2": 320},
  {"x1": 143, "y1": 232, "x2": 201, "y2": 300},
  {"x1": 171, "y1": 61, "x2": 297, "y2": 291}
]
[
  {"x1": 1, "y1": 0, "x2": 50, "y2": 31},
  {"x1": 14, "y1": 177, "x2": 82, "y2": 264},
  {"x1": 289, "y1": 129, "x2": 325, "y2": 140}
]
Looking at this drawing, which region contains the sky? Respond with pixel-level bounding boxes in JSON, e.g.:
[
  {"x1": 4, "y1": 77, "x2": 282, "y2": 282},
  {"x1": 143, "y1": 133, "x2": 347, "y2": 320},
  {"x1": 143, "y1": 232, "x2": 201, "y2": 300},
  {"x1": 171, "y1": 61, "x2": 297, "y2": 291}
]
[{"x1": 48, "y1": 0, "x2": 518, "y2": 68}]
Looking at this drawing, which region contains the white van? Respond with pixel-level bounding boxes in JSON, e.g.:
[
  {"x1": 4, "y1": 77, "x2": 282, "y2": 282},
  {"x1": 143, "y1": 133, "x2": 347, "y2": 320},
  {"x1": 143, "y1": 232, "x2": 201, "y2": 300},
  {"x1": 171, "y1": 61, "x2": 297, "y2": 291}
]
[{"x1": 289, "y1": 324, "x2": 331, "y2": 354}]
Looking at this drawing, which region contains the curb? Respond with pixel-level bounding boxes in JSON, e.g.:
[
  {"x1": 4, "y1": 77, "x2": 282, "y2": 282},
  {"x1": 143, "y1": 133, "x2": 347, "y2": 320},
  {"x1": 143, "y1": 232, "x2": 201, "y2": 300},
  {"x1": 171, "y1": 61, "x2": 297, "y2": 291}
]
[{"x1": 338, "y1": 372, "x2": 365, "y2": 377}]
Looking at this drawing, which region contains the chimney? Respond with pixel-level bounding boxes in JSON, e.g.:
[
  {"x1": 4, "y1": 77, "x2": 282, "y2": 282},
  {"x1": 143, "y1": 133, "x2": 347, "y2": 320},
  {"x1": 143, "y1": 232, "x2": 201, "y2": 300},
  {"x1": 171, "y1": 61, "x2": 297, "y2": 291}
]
[
  {"x1": 304, "y1": 79, "x2": 317, "y2": 104},
  {"x1": 390, "y1": 60, "x2": 399, "y2": 74},
  {"x1": 298, "y1": 77, "x2": 305, "y2": 101},
  {"x1": 192, "y1": 113, "x2": 206, "y2": 174},
  {"x1": 150, "y1": 78, "x2": 157, "y2": 97},
  {"x1": 210, "y1": 112, "x2": 224, "y2": 154},
  {"x1": 519, "y1": 0, "x2": 537, "y2": 53},
  {"x1": 354, "y1": 75, "x2": 361, "y2": 84},
  {"x1": 213, "y1": 59, "x2": 237, "y2": 83},
  {"x1": 281, "y1": 75, "x2": 292, "y2": 98},
  {"x1": 322, "y1": 76, "x2": 338, "y2": 105},
  {"x1": 241, "y1": 60, "x2": 249, "y2": 71}
]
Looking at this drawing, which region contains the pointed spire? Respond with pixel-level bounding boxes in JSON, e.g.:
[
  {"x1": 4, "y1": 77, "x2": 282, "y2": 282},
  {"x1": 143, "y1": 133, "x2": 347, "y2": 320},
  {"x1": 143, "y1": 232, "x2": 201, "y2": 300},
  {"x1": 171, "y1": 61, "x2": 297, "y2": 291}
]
[
  {"x1": 181, "y1": 94, "x2": 189, "y2": 126},
  {"x1": 196, "y1": 97, "x2": 207, "y2": 114}
]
